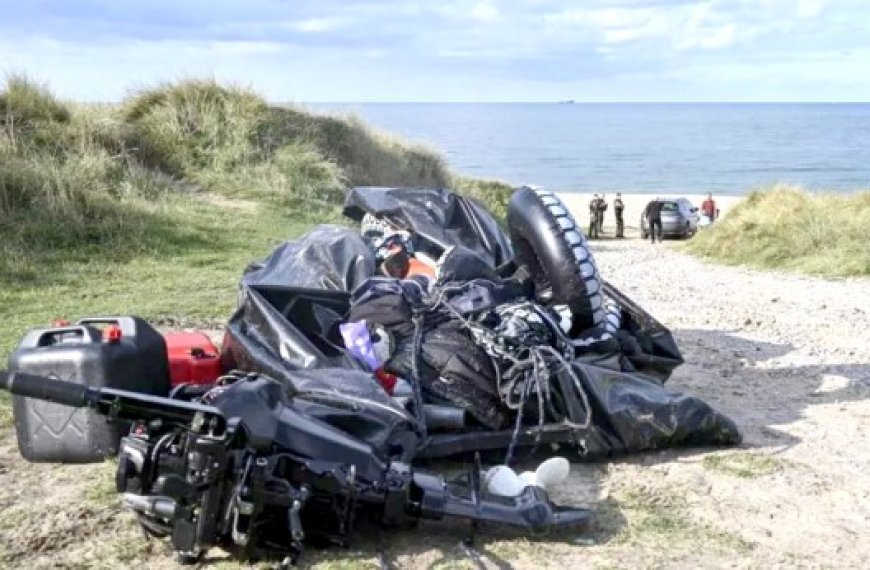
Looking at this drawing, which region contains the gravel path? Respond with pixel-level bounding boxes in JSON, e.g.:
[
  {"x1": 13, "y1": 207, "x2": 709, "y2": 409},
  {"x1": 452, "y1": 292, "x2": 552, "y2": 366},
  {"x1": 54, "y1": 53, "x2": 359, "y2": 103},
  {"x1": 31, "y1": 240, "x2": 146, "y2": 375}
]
[
  {"x1": 1, "y1": 230, "x2": 868, "y2": 568},
  {"x1": 572, "y1": 230, "x2": 870, "y2": 568}
]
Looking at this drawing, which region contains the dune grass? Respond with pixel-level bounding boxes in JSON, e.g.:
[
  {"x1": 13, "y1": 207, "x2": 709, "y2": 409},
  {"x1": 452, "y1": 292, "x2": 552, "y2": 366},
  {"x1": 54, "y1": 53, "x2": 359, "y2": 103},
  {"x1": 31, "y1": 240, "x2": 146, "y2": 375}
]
[
  {"x1": 685, "y1": 186, "x2": 870, "y2": 277},
  {"x1": 0, "y1": 75, "x2": 509, "y2": 285}
]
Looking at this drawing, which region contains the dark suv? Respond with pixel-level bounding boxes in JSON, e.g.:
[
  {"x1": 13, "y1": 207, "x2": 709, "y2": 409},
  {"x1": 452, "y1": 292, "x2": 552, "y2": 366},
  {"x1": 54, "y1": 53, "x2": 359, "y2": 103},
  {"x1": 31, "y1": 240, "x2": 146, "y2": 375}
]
[{"x1": 640, "y1": 198, "x2": 700, "y2": 239}]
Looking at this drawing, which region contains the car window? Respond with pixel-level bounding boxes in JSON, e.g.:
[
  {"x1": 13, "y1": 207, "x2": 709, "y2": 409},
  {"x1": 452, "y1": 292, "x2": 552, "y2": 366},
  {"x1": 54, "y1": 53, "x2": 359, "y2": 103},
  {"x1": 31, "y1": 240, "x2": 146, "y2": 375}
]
[{"x1": 661, "y1": 201, "x2": 678, "y2": 212}]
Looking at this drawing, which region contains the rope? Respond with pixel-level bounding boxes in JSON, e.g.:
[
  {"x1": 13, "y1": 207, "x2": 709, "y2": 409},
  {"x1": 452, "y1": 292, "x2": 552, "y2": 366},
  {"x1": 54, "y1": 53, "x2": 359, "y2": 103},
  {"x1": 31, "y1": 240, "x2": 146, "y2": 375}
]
[
  {"x1": 420, "y1": 282, "x2": 593, "y2": 464},
  {"x1": 409, "y1": 312, "x2": 428, "y2": 443}
]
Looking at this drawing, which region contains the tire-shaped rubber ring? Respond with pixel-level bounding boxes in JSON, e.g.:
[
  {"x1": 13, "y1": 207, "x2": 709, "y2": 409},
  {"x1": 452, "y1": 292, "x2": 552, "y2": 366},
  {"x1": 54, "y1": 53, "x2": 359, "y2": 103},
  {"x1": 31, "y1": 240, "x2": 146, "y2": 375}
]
[
  {"x1": 602, "y1": 297, "x2": 621, "y2": 336},
  {"x1": 507, "y1": 186, "x2": 604, "y2": 332}
]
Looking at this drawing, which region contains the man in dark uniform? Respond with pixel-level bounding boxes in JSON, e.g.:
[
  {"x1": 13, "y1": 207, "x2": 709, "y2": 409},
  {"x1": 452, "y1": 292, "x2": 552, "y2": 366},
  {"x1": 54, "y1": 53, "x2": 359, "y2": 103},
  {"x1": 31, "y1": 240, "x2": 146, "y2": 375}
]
[
  {"x1": 588, "y1": 193, "x2": 600, "y2": 239},
  {"x1": 597, "y1": 193, "x2": 608, "y2": 234},
  {"x1": 613, "y1": 193, "x2": 625, "y2": 238},
  {"x1": 644, "y1": 198, "x2": 664, "y2": 243}
]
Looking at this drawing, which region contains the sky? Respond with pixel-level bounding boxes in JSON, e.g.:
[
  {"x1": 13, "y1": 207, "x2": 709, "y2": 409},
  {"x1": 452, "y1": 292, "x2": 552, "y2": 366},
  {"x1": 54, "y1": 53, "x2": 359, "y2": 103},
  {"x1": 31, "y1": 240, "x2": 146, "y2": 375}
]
[{"x1": 1, "y1": 0, "x2": 868, "y2": 102}]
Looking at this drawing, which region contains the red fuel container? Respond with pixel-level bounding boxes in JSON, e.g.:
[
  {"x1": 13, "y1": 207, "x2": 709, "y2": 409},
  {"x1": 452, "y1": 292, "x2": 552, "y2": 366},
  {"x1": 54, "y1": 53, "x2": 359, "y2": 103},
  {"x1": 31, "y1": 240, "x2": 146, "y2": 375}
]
[{"x1": 163, "y1": 332, "x2": 223, "y2": 386}]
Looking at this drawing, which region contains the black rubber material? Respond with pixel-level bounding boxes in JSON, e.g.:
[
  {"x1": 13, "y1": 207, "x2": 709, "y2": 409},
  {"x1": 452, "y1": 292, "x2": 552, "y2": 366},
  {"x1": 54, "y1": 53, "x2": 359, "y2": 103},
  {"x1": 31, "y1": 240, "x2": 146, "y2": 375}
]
[
  {"x1": 602, "y1": 297, "x2": 622, "y2": 336},
  {"x1": 507, "y1": 187, "x2": 604, "y2": 332},
  {"x1": 571, "y1": 297, "x2": 622, "y2": 349},
  {"x1": 0, "y1": 370, "x2": 90, "y2": 408}
]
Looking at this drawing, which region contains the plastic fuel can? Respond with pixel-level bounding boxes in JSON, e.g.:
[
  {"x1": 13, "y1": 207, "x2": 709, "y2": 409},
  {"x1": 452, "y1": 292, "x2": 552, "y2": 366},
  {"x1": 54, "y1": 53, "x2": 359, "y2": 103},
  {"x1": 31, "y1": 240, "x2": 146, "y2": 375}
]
[
  {"x1": 8, "y1": 317, "x2": 170, "y2": 462},
  {"x1": 164, "y1": 332, "x2": 223, "y2": 386}
]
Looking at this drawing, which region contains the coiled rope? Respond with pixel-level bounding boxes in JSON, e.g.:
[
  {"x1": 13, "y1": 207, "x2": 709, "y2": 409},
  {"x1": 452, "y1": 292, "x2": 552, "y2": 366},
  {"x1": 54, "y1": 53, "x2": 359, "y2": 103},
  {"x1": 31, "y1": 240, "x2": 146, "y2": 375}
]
[{"x1": 423, "y1": 282, "x2": 593, "y2": 464}]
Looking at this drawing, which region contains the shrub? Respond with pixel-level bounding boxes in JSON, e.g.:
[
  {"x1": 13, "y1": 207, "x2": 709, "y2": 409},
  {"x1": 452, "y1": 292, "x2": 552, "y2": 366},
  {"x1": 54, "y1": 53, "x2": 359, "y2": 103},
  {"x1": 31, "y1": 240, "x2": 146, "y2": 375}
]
[
  {"x1": 122, "y1": 79, "x2": 267, "y2": 174},
  {"x1": 0, "y1": 73, "x2": 70, "y2": 127},
  {"x1": 453, "y1": 176, "x2": 515, "y2": 220},
  {"x1": 685, "y1": 185, "x2": 870, "y2": 277},
  {"x1": 259, "y1": 106, "x2": 451, "y2": 188}
]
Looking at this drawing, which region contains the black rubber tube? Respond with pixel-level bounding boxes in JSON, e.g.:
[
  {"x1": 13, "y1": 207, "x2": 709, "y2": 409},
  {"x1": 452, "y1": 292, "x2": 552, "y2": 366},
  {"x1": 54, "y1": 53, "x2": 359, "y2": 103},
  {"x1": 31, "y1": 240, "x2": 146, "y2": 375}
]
[
  {"x1": 603, "y1": 297, "x2": 622, "y2": 336},
  {"x1": 507, "y1": 187, "x2": 604, "y2": 332},
  {"x1": 0, "y1": 370, "x2": 90, "y2": 408}
]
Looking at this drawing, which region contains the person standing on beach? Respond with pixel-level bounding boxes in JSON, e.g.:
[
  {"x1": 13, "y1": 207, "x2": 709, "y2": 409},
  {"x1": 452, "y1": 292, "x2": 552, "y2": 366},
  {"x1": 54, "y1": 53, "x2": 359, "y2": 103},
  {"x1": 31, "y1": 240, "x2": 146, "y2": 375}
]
[
  {"x1": 701, "y1": 192, "x2": 719, "y2": 222},
  {"x1": 613, "y1": 193, "x2": 625, "y2": 238},
  {"x1": 588, "y1": 194, "x2": 600, "y2": 239},
  {"x1": 597, "y1": 193, "x2": 608, "y2": 234},
  {"x1": 644, "y1": 198, "x2": 664, "y2": 243}
]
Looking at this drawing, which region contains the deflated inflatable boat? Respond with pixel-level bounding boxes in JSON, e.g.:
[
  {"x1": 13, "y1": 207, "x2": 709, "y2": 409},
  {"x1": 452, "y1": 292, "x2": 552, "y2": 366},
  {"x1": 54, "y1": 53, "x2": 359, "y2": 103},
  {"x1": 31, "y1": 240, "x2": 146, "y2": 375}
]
[{"x1": 224, "y1": 186, "x2": 740, "y2": 462}]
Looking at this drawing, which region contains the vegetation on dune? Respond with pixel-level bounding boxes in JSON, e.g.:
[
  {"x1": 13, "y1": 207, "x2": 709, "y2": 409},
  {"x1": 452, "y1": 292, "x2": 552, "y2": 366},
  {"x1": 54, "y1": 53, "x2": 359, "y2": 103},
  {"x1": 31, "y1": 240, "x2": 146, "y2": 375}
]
[
  {"x1": 685, "y1": 185, "x2": 870, "y2": 277},
  {"x1": 0, "y1": 73, "x2": 70, "y2": 125},
  {"x1": 0, "y1": 75, "x2": 511, "y2": 284},
  {"x1": 453, "y1": 176, "x2": 514, "y2": 220}
]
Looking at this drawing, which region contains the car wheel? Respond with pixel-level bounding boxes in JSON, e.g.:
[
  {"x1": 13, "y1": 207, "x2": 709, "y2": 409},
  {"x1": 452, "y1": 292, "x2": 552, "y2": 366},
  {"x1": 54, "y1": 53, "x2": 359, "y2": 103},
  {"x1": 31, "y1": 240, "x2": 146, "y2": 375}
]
[{"x1": 507, "y1": 186, "x2": 604, "y2": 333}]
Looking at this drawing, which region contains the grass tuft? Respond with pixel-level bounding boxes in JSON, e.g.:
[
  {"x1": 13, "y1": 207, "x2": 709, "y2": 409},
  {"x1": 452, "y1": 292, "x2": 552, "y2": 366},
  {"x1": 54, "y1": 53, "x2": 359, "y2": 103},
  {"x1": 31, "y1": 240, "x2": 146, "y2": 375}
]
[
  {"x1": 84, "y1": 459, "x2": 121, "y2": 506},
  {"x1": 702, "y1": 452, "x2": 786, "y2": 478},
  {"x1": 122, "y1": 79, "x2": 268, "y2": 175},
  {"x1": 259, "y1": 106, "x2": 451, "y2": 189},
  {"x1": 685, "y1": 185, "x2": 870, "y2": 277},
  {"x1": 452, "y1": 176, "x2": 514, "y2": 220},
  {"x1": 0, "y1": 73, "x2": 70, "y2": 126},
  {"x1": 596, "y1": 489, "x2": 753, "y2": 553}
]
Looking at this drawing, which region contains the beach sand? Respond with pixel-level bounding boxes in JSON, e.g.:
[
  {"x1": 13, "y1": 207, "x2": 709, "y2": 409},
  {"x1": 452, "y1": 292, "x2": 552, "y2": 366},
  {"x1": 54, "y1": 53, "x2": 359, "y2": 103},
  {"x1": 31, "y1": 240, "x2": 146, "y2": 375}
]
[{"x1": 557, "y1": 192, "x2": 744, "y2": 234}]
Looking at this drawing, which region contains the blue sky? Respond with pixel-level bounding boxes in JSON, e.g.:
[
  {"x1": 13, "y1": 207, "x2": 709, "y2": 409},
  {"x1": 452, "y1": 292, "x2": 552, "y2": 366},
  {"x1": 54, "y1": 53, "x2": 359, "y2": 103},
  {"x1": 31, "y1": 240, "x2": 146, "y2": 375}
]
[{"x1": 1, "y1": 0, "x2": 867, "y2": 102}]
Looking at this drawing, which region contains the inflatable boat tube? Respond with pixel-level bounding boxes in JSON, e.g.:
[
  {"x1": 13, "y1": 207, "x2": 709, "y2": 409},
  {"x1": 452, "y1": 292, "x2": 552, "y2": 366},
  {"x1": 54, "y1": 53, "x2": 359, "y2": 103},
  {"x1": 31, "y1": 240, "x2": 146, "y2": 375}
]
[
  {"x1": 507, "y1": 187, "x2": 604, "y2": 332},
  {"x1": 603, "y1": 297, "x2": 621, "y2": 336}
]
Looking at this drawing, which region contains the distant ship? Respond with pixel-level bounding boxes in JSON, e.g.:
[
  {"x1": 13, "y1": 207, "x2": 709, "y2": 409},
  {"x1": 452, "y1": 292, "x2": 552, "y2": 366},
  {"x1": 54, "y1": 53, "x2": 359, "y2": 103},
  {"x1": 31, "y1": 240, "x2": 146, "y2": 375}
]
[{"x1": 558, "y1": 99, "x2": 576, "y2": 104}]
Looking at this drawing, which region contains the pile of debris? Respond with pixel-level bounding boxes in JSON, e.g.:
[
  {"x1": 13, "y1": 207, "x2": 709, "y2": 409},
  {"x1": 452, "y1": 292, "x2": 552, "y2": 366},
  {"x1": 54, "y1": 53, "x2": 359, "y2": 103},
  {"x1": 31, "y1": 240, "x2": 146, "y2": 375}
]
[
  {"x1": 226, "y1": 186, "x2": 739, "y2": 461},
  {"x1": 1, "y1": 186, "x2": 739, "y2": 565}
]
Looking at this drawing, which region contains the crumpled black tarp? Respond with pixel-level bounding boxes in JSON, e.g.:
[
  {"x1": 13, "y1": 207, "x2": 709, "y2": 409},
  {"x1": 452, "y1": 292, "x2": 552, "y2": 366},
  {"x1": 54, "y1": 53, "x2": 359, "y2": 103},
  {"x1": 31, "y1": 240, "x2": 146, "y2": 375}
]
[
  {"x1": 222, "y1": 186, "x2": 741, "y2": 461},
  {"x1": 221, "y1": 283, "x2": 420, "y2": 460},
  {"x1": 344, "y1": 186, "x2": 514, "y2": 269},
  {"x1": 242, "y1": 225, "x2": 375, "y2": 292}
]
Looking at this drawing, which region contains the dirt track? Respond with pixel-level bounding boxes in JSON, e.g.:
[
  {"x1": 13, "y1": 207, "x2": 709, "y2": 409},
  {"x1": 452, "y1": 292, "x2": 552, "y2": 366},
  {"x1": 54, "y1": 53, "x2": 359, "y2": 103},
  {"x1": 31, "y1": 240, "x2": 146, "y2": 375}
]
[{"x1": 1, "y1": 229, "x2": 869, "y2": 569}]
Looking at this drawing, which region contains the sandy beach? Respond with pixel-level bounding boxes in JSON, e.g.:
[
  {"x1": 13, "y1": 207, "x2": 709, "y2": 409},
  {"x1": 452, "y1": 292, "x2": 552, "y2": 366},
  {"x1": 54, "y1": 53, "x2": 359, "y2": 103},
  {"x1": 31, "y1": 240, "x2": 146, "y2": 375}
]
[{"x1": 557, "y1": 192, "x2": 744, "y2": 233}]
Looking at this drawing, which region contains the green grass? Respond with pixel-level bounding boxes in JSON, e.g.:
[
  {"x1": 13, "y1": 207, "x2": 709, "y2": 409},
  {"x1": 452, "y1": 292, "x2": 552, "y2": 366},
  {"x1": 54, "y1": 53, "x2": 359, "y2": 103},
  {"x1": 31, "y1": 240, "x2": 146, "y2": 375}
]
[
  {"x1": 452, "y1": 175, "x2": 514, "y2": 220},
  {"x1": 702, "y1": 451, "x2": 786, "y2": 478},
  {"x1": 83, "y1": 459, "x2": 122, "y2": 506},
  {"x1": 598, "y1": 490, "x2": 753, "y2": 553},
  {"x1": 684, "y1": 185, "x2": 870, "y2": 277},
  {"x1": 0, "y1": 506, "x2": 28, "y2": 531}
]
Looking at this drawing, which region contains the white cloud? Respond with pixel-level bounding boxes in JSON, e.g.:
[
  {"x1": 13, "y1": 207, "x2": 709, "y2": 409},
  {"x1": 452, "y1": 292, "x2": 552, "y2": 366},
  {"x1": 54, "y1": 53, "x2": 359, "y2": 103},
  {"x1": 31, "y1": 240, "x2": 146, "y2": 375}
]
[
  {"x1": 678, "y1": 23, "x2": 737, "y2": 50},
  {"x1": 208, "y1": 40, "x2": 286, "y2": 56},
  {"x1": 294, "y1": 17, "x2": 342, "y2": 33},
  {"x1": 797, "y1": 0, "x2": 826, "y2": 19},
  {"x1": 470, "y1": 2, "x2": 499, "y2": 22}
]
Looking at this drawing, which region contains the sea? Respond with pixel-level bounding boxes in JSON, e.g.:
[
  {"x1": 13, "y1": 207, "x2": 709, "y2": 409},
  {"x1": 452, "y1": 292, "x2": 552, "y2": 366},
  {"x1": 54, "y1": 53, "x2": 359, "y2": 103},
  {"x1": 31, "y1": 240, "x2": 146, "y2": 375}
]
[{"x1": 308, "y1": 103, "x2": 870, "y2": 195}]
